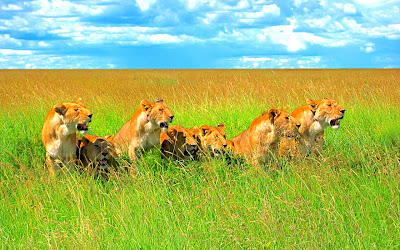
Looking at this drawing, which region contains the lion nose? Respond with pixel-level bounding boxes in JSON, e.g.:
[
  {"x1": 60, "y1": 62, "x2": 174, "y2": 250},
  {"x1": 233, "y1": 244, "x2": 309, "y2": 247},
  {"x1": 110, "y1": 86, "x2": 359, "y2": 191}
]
[
  {"x1": 88, "y1": 114, "x2": 93, "y2": 119},
  {"x1": 102, "y1": 151, "x2": 108, "y2": 156},
  {"x1": 223, "y1": 144, "x2": 227, "y2": 148},
  {"x1": 169, "y1": 115, "x2": 174, "y2": 121},
  {"x1": 296, "y1": 124, "x2": 301, "y2": 128},
  {"x1": 340, "y1": 109, "x2": 346, "y2": 114}
]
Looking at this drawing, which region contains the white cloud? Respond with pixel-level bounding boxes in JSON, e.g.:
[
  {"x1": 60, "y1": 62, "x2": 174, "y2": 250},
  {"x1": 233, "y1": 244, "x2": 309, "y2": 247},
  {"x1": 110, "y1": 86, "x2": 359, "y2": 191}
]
[
  {"x1": 243, "y1": 4, "x2": 280, "y2": 18},
  {"x1": 136, "y1": 0, "x2": 157, "y2": 11},
  {"x1": 0, "y1": 34, "x2": 23, "y2": 47},
  {"x1": 344, "y1": 3, "x2": 357, "y2": 14},
  {"x1": 139, "y1": 34, "x2": 183, "y2": 44},
  {"x1": 31, "y1": 0, "x2": 104, "y2": 16},
  {"x1": 38, "y1": 41, "x2": 49, "y2": 47},
  {"x1": 353, "y1": 0, "x2": 400, "y2": 7},
  {"x1": 0, "y1": 49, "x2": 32, "y2": 55},
  {"x1": 225, "y1": 55, "x2": 324, "y2": 69},
  {"x1": 1, "y1": 4, "x2": 23, "y2": 10}
]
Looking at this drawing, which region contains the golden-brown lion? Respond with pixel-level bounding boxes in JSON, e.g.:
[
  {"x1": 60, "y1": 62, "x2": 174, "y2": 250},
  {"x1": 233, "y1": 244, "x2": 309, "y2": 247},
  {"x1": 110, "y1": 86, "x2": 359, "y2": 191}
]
[
  {"x1": 291, "y1": 98, "x2": 345, "y2": 155},
  {"x1": 194, "y1": 123, "x2": 228, "y2": 158},
  {"x1": 160, "y1": 125, "x2": 198, "y2": 160},
  {"x1": 232, "y1": 108, "x2": 300, "y2": 166},
  {"x1": 41, "y1": 99, "x2": 92, "y2": 175},
  {"x1": 114, "y1": 99, "x2": 174, "y2": 161},
  {"x1": 78, "y1": 134, "x2": 117, "y2": 180}
]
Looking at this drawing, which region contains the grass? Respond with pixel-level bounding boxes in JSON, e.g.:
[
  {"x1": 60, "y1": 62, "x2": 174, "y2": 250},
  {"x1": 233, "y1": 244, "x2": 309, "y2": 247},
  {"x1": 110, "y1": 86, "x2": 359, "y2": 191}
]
[{"x1": 0, "y1": 69, "x2": 399, "y2": 248}]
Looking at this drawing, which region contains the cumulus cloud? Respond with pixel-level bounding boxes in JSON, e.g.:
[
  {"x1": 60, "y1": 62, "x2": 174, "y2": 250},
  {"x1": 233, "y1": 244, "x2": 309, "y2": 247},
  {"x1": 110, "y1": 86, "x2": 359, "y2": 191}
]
[
  {"x1": 224, "y1": 55, "x2": 325, "y2": 69},
  {"x1": 0, "y1": 0, "x2": 399, "y2": 68}
]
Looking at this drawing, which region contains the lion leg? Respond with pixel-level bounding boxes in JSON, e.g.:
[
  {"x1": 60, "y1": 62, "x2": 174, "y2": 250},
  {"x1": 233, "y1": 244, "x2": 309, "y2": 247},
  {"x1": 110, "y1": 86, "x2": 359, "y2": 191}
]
[
  {"x1": 314, "y1": 131, "x2": 325, "y2": 154},
  {"x1": 128, "y1": 144, "x2": 138, "y2": 161},
  {"x1": 46, "y1": 153, "x2": 60, "y2": 176}
]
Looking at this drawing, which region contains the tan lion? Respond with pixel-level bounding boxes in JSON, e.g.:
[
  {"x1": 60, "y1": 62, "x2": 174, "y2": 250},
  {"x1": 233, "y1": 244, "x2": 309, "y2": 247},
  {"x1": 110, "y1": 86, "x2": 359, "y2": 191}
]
[
  {"x1": 114, "y1": 99, "x2": 174, "y2": 161},
  {"x1": 232, "y1": 108, "x2": 300, "y2": 166},
  {"x1": 194, "y1": 123, "x2": 228, "y2": 158},
  {"x1": 291, "y1": 98, "x2": 345, "y2": 155},
  {"x1": 160, "y1": 125, "x2": 198, "y2": 160},
  {"x1": 41, "y1": 99, "x2": 92, "y2": 175},
  {"x1": 78, "y1": 134, "x2": 117, "y2": 180}
]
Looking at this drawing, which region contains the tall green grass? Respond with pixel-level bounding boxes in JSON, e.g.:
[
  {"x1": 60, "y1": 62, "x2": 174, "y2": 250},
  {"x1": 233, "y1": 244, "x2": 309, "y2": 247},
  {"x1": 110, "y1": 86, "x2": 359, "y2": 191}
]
[{"x1": 0, "y1": 69, "x2": 399, "y2": 248}]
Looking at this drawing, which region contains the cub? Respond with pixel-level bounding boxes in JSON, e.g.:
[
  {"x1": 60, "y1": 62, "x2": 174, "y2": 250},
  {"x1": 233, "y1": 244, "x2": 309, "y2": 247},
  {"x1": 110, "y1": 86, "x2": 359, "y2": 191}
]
[
  {"x1": 194, "y1": 123, "x2": 228, "y2": 158},
  {"x1": 78, "y1": 134, "x2": 117, "y2": 180},
  {"x1": 232, "y1": 108, "x2": 300, "y2": 166},
  {"x1": 114, "y1": 99, "x2": 174, "y2": 161},
  {"x1": 291, "y1": 98, "x2": 345, "y2": 155},
  {"x1": 41, "y1": 99, "x2": 92, "y2": 175},
  {"x1": 160, "y1": 125, "x2": 198, "y2": 160}
]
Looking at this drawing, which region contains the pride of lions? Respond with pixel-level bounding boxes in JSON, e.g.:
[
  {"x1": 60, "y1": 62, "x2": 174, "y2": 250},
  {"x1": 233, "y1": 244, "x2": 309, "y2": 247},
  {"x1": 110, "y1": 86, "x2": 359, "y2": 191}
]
[{"x1": 41, "y1": 98, "x2": 345, "y2": 178}]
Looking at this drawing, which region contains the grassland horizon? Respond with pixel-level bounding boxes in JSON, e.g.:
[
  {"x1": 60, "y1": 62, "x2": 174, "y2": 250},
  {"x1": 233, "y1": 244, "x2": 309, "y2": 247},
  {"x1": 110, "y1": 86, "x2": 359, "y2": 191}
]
[{"x1": 0, "y1": 69, "x2": 399, "y2": 248}]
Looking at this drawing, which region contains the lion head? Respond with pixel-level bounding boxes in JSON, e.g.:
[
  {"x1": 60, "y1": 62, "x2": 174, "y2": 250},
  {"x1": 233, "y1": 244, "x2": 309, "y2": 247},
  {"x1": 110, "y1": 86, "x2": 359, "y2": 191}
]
[
  {"x1": 195, "y1": 123, "x2": 228, "y2": 157},
  {"x1": 307, "y1": 98, "x2": 345, "y2": 130},
  {"x1": 79, "y1": 134, "x2": 117, "y2": 170},
  {"x1": 262, "y1": 107, "x2": 300, "y2": 140},
  {"x1": 141, "y1": 99, "x2": 174, "y2": 131},
  {"x1": 54, "y1": 99, "x2": 92, "y2": 134},
  {"x1": 161, "y1": 125, "x2": 198, "y2": 160}
]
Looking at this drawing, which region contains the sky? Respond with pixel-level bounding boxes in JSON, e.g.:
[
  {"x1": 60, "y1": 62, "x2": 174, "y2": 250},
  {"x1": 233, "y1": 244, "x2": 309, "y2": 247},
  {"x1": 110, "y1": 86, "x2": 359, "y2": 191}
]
[{"x1": 0, "y1": 0, "x2": 399, "y2": 69}]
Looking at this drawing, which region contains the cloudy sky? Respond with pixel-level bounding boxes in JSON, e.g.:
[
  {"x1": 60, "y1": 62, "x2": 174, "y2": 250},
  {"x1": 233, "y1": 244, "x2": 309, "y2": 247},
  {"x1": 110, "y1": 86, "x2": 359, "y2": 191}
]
[{"x1": 0, "y1": 0, "x2": 399, "y2": 69}]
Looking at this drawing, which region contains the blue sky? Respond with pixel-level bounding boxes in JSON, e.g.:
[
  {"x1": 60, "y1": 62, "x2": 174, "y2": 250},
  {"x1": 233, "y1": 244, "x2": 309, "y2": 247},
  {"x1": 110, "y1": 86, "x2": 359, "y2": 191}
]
[{"x1": 0, "y1": 0, "x2": 399, "y2": 69}]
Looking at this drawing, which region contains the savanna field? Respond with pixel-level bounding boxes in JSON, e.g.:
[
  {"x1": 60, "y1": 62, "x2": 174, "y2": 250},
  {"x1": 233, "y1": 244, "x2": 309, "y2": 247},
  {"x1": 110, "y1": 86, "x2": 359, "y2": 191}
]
[{"x1": 0, "y1": 69, "x2": 399, "y2": 248}]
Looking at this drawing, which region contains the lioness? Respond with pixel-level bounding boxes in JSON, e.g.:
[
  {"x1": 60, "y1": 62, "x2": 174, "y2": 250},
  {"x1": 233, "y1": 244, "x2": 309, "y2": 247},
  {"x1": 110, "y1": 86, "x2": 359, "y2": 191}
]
[
  {"x1": 114, "y1": 99, "x2": 174, "y2": 161},
  {"x1": 78, "y1": 134, "x2": 117, "y2": 179},
  {"x1": 231, "y1": 108, "x2": 300, "y2": 166},
  {"x1": 41, "y1": 99, "x2": 92, "y2": 175},
  {"x1": 160, "y1": 125, "x2": 197, "y2": 160},
  {"x1": 291, "y1": 98, "x2": 345, "y2": 155},
  {"x1": 194, "y1": 123, "x2": 228, "y2": 158}
]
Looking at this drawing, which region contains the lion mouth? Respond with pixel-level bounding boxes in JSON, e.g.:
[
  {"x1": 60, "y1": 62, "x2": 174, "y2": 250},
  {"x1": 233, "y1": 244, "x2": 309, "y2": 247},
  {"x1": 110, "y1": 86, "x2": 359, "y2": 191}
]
[
  {"x1": 184, "y1": 148, "x2": 197, "y2": 156},
  {"x1": 159, "y1": 122, "x2": 169, "y2": 130},
  {"x1": 77, "y1": 123, "x2": 89, "y2": 132},
  {"x1": 97, "y1": 159, "x2": 108, "y2": 169},
  {"x1": 330, "y1": 119, "x2": 341, "y2": 130}
]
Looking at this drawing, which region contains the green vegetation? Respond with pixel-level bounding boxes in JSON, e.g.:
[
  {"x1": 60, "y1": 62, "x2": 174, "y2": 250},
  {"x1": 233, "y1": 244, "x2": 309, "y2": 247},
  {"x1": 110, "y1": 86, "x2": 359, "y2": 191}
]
[{"x1": 0, "y1": 69, "x2": 399, "y2": 248}]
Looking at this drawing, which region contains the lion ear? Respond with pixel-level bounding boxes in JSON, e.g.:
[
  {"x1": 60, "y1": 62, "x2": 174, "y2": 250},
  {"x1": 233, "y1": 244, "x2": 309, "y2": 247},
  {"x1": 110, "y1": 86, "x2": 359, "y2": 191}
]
[
  {"x1": 75, "y1": 98, "x2": 82, "y2": 104},
  {"x1": 54, "y1": 104, "x2": 67, "y2": 116},
  {"x1": 167, "y1": 127, "x2": 178, "y2": 138},
  {"x1": 155, "y1": 98, "x2": 164, "y2": 104},
  {"x1": 306, "y1": 99, "x2": 317, "y2": 110},
  {"x1": 141, "y1": 100, "x2": 152, "y2": 112},
  {"x1": 199, "y1": 125, "x2": 210, "y2": 136},
  {"x1": 217, "y1": 123, "x2": 226, "y2": 132},
  {"x1": 268, "y1": 107, "x2": 280, "y2": 123},
  {"x1": 82, "y1": 134, "x2": 96, "y2": 145},
  {"x1": 104, "y1": 134, "x2": 114, "y2": 141}
]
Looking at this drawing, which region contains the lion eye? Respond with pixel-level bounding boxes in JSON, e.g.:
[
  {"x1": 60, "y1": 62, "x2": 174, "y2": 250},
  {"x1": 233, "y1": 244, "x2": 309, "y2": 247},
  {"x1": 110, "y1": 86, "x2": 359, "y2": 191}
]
[
  {"x1": 75, "y1": 108, "x2": 80, "y2": 111},
  {"x1": 94, "y1": 144, "x2": 100, "y2": 148},
  {"x1": 215, "y1": 135, "x2": 219, "y2": 139},
  {"x1": 286, "y1": 116, "x2": 290, "y2": 120},
  {"x1": 159, "y1": 108, "x2": 164, "y2": 112},
  {"x1": 328, "y1": 104, "x2": 332, "y2": 107}
]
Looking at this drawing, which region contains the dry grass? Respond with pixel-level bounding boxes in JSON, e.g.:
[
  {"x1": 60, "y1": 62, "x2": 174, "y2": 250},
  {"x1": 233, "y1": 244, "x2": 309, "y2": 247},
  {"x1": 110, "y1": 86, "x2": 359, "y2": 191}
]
[{"x1": 0, "y1": 69, "x2": 399, "y2": 248}]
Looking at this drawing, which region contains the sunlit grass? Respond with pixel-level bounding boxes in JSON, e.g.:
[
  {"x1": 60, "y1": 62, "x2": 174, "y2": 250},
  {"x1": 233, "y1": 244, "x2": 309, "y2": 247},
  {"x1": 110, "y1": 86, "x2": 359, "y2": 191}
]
[{"x1": 0, "y1": 69, "x2": 399, "y2": 248}]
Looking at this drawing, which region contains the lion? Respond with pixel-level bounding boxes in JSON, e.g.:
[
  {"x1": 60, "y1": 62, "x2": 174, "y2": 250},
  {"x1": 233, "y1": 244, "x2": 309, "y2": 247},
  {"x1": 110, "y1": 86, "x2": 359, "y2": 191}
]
[
  {"x1": 41, "y1": 99, "x2": 92, "y2": 175},
  {"x1": 291, "y1": 98, "x2": 345, "y2": 155},
  {"x1": 160, "y1": 125, "x2": 198, "y2": 161},
  {"x1": 114, "y1": 99, "x2": 174, "y2": 161},
  {"x1": 278, "y1": 130, "x2": 300, "y2": 158},
  {"x1": 231, "y1": 107, "x2": 300, "y2": 166},
  {"x1": 194, "y1": 123, "x2": 228, "y2": 158},
  {"x1": 78, "y1": 134, "x2": 117, "y2": 181}
]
